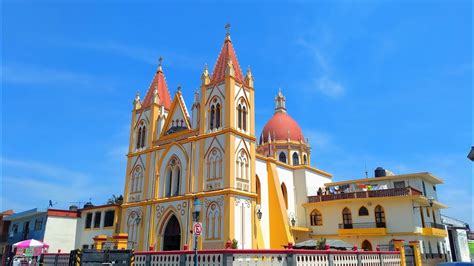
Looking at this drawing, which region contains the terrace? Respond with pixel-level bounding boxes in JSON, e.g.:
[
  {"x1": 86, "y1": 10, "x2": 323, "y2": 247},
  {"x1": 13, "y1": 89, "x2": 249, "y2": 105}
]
[{"x1": 308, "y1": 187, "x2": 423, "y2": 203}]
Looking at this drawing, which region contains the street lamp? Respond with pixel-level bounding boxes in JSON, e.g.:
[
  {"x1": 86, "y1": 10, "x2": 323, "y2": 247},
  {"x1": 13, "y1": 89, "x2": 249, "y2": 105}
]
[
  {"x1": 192, "y1": 198, "x2": 201, "y2": 266},
  {"x1": 256, "y1": 206, "x2": 262, "y2": 220},
  {"x1": 291, "y1": 217, "x2": 296, "y2": 227}
]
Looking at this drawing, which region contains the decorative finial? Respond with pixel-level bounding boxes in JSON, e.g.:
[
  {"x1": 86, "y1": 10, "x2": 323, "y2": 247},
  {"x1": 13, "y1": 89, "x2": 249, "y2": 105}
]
[
  {"x1": 177, "y1": 85, "x2": 182, "y2": 93},
  {"x1": 157, "y1": 56, "x2": 163, "y2": 72},
  {"x1": 225, "y1": 23, "x2": 231, "y2": 36}
]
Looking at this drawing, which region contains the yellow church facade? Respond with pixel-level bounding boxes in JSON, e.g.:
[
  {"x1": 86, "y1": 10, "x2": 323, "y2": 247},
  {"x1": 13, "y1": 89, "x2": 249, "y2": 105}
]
[{"x1": 118, "y1": 30, "x2": 449, "y2": 263}]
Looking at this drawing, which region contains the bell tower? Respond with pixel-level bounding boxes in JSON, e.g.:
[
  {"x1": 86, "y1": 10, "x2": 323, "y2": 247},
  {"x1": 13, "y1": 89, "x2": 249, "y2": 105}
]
[{"x1": 195, "y1": 25, "x2": 257, "y2": 249}]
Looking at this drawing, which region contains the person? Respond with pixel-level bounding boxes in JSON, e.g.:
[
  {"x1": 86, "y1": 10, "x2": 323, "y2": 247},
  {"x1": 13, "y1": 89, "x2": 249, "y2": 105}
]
[{"x1": 317, "y1": 187, "x2": 323, "y2": 196}]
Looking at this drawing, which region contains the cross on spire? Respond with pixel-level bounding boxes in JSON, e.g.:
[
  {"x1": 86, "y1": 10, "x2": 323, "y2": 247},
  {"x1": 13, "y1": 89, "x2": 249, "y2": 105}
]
[
  {"x1": 225, "y1": 23, "x2": 231, "y2": 36},
  {"x1": 158, "y1": 56, "x2": 163, "y2": 66}
]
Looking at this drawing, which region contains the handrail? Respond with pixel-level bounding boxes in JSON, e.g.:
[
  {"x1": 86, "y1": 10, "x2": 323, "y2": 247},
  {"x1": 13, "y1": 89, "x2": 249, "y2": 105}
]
[
  {"x1": 308, "y1": 186, "x2": 422, "y2": 203},
  {"x1": 338, "y1": 222, "x2": 386, "y2": 229}
]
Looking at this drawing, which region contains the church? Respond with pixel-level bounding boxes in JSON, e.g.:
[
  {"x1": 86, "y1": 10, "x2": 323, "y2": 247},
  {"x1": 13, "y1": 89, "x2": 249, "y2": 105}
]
[{"x1": 120, "y1": 29, "x2": 333, "y2": 251}]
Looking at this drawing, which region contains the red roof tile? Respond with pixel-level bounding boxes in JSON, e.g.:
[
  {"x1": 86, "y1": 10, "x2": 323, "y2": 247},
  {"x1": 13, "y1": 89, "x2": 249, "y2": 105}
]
[
  {"x1": 141, "y1": 67, "x2": 172, "y2": 110},
  {"x1": 210, "y1": 36, "x2": 244, "y2": 84},
  {"x1": 261, "y1": 112, "x2": 305, "y2": 143}
]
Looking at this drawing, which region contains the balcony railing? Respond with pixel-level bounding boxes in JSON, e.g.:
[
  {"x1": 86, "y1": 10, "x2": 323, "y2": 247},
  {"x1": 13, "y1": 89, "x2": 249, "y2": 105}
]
[
  {"x1": 308, "y1": 186, "x2": 422, "y2": 203},
  {"x1": 338, "y1": 222, "x2": 386, "y2": 229},
  {"x1": 424, "y1": 222, "x2": 446, "y2": 230}
]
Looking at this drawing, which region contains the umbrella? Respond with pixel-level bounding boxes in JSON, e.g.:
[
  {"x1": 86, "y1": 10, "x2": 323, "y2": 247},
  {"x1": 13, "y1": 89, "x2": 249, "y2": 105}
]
[{"x1": 13, "y1": 239, "x2": 49, "y2": 249}]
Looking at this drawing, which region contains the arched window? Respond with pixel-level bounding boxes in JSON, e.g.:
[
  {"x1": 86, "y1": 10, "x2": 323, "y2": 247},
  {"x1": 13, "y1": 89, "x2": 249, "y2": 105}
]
[
  {"x1": 242, "y1": 106, "x2": 247, "y2": 131},
  {"x1": 256, "y1": 175, "x2": 261, "y2": 204},
  {"x1": 303, "y1": 154, "x2": 307, "y2": 165},
  {"x1": 205, "y1": 202, "x2": 221, "y2": 240},
  {"x1": 292, "y1": 152, "x2": 299, "y2": 165},
  {"x1": 358, "y1": 206, "x2": 369, "y2": 216},
  {"x1": 281, "y1": 183, "x2": 288, "y2": 209},
  {"x1": 136, "y1": 128, "x2": 142, "y2": 149},
  {"x1": 210, "y1": 105, "x2": 215, "y2": 130},
  {"x1": 236, "y1": 150, "x2": 249, "y2": 191},
  {"x1": 237, "y1": 104, "x2": 242, "y2": 129},
  {"x1": 342, "y1": 208, "x2": 352, "y2": 229},
  {"x1": 362, "y1": 240, "x2": 372, "y2": 251},
  {"x1": 164, "y1": 157, "x2": 181, "y2": 197},
  {"x1": 130, "y1": 166, "x2": 143, "y2": 195},
  {"x1": 215, "y1": 103, "x2": 221, "y2": 128},
  {"x1": 141, "y1": 126, "x2": 146, "y2": 148},
  {"x1": 375, "y1": 205, "x2": 386, "y2": 228},
  {"x1": 310, "y1": 209, "x2": 322, "y2": 226},
  {"x1": 279, "y1": 152, "x2": 287, "y2": 163}
]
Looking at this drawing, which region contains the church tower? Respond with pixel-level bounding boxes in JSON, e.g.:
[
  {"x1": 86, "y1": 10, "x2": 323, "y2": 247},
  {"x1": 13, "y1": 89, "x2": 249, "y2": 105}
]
[{"x1": 196, "y1": 27, "x2": 257, "y2": 249}]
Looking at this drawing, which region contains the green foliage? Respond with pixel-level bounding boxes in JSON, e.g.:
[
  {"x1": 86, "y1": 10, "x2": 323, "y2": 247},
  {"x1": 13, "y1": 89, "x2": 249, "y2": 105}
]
[{"x1": 231, "y1": 239, "x2": 238, "y2": 249}]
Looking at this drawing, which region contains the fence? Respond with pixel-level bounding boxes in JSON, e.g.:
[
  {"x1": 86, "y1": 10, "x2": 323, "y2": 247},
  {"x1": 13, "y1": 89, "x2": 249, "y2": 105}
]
[
  {"x1": 133, "y1": 249, "x2": 401, "y2": 266},
  {"x1": 40, "y1": 249, "x2": 400, "y2": 266}
]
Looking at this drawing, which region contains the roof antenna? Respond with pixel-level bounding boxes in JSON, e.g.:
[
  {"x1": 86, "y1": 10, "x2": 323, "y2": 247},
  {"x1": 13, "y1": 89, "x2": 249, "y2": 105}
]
[{"x1": 365, "y1": 164, "x2": 368, "y2": 178}]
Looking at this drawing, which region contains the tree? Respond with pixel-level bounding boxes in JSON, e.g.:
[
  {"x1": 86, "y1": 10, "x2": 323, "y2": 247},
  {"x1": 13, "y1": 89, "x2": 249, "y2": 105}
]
[{"x1": 107, "y1": 194, "x2": 123, "y2": 205}]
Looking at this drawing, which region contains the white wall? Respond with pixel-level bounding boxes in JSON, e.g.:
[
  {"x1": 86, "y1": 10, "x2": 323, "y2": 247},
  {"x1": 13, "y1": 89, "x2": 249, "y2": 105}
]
[{"x1": 43, "y1": 216, "x2": 77, "y2": 253}]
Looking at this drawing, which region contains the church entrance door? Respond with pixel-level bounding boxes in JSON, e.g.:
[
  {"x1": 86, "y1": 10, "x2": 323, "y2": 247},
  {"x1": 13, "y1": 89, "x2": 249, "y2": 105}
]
[{"x1": 162, "y1": 215, "x2": 181, "y2": 251}]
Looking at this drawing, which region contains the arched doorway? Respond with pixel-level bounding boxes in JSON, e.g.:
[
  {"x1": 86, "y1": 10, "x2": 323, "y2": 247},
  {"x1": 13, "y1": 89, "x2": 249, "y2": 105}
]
[
  {"x1": 362, "y1": 240, "x2": 372, "y2": 251},
  {"x1": 162, "y1": 215, "x2": 181, "y2": 251}
]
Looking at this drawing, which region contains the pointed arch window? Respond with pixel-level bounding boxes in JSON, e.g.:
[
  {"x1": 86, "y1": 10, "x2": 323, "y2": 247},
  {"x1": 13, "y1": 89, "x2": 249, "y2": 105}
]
[
  {"x1": 292, "y1": 152, "x2": 299, "y2": 165},
  {"x1": 235, "y1": 149, "x2": 249, "y2": 191},
  {"x1": 279, "y1": 152, "x2": 287, "y2": 163},
  {"x1": 141, "y1": 126, "x2": 146, "y2": 148},
  {"x1": 130, "y1": 166, "x2": 144, "y2": 196},
  {"x1": 303, "y1": 154, "x2": 308, "y2": 165},
  {"x1": 210, "y1": 105, "x2": 215, "y2": 130},
  {"x1": 136, "y1": 128, "x2": 142, "y2": 149},
  {"x1": 375, "y1": 205, "x2": 386, "y2": 228},
  {"x1": 342, "y1": 208, "x2": 353, "y2": 229},
  {"x1": 358, "y1": 206, "x2": 369, "y2": 216},
  {"x1": 205, "y1": 202, "x2": 221, "y2": 240},
  {"x1": 237, "y1": 104, "x2": 242, "y2": 129},
  {"x1": 281, "y1": 183, "x2": 288, "y2": 209},
  {"x1": 242, "y1": 106, "x2": 247, "y2": 131},
  {"x1": 215, "y1": 103, "x2": 221, "y2": 128},
  {"x1": 310, "y1": 209, "x2": 322, "y2": 226},
  {"x1": 164, "y1": 157, "x2": 181, "y2": 197}
]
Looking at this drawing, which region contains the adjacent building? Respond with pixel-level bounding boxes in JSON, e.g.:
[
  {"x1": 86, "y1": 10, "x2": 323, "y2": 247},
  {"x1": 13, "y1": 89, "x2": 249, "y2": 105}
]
[
  {"x1": 75, "y1": 204, "x2": 121, "y2": 249},
  {"x1": 5, "y1": 208, "x2": 78, "y2": 253},
  {"x1": 442, "y1": 215, "x2": 471, "y2": 262}
]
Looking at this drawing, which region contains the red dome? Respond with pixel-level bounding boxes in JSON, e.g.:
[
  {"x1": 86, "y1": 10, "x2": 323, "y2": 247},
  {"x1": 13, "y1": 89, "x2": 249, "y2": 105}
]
[{"x1": 261, "y1": 112, "x2": 304, "y2": 143}]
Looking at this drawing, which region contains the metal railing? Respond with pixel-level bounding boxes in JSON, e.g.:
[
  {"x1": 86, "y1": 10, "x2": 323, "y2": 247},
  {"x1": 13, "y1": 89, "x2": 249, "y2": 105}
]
[
  {"x1": 338, "y1": 222, "x2": 386, "y2": 229},
  {"x1": 424, "y1": 222, "x2": 446, "y2": 230},
  {"x1": 308, "y1": 187, "x2": 422, "y2": 203}
]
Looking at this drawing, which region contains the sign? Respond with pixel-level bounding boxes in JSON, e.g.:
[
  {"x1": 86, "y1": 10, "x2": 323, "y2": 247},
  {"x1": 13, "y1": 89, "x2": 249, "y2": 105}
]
[{"x1": 193, "y1": 222, "x2": 202, "y2": 236}]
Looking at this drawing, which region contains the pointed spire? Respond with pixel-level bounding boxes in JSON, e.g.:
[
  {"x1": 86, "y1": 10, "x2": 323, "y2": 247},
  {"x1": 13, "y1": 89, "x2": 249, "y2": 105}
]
[
  {"x1": 193, "y1": 89, "x2": 200, "y2": 104},
  {"x1": 133, "y1": 91, "x2": 141, "y2": 110},
  {"x1": 245, "y1": 65, "x2": 254, "y2": 88},
  {"x1": 201, "y1": 64, "x2": 210, "y2": 85},
  {"x1": 275, "y1": 88, "x2": 287, "y2": 113},
  {"x1": 210, "y1": 25, "x2": 244, "y2": 84},
  {"x1": 142, "y1": 57, "x2": 172, "y2": 110}
]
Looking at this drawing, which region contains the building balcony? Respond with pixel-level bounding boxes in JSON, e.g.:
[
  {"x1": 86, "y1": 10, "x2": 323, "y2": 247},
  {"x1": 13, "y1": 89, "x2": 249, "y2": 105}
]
[
  {"x1": 308, "y1": 187, "x2": 423, "y2": 203},
  {"x1": 422, "y1": 222, "x2": 447, "y2": 237},
  {"x1": 337, "y1": 222, "x2": 387, "y2": 236}
]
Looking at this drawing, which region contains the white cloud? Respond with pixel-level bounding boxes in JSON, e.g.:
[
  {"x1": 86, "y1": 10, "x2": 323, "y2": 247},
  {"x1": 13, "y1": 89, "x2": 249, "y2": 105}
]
[
  {"x1": 2, "y1": 63, "x2": 113, "y2": 90},
  {"x1": 315, "y1": 76, "x2": 345, "y2": 98},
  {"x1": 295, "y1": 37, "x2": 346, "y2": 99}
]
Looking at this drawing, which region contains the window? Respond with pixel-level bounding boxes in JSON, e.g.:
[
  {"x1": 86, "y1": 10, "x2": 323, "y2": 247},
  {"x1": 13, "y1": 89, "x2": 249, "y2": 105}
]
[
  {"x1": 342, "y1": 208, "x2": 352, "y2": 228},
  {"x1": 237, "y1": 104, "x2": 242, "y2": 129},
  {"x1": 292, "y1": 152, "x2": 299, "y2": 165},
  {"x1": 12, "y1": 224, "x2": 18, "y2": 234},
  {"x1": 104, "y1": 210, "x2": 115, "y2": 227},
  {"x1": 358, "y1": 206, "x2": 369, "y2": 216},
  {"x1": 433, "y1": 185, "x2": 436, "y2": 191},
  {"x1": 235, "y1": 150, "x2": 249, "y2": 191},
  {"x1": 281, "y1": 183, "x2": 288, "y2": 209},
  {"x1": 375, "y1": 205, "x2": 386, "y2": 227},
  {"x1": 136, "y1": 121, "x2": 146, "y2": 149},
  {"x1": 303, "y1": 154, "x2": 307, "y2": 165},
  {"x1": 310, "y1": 209, "x2": 322, "y2": 226},
  {"x1": 94, "y1": 212, "x2": 101, "y2": 228},
  {"x1": 210, "y1": 105, "x2": 215, "y2": 130},
  {"x1": 130, "y1": 165, "x2": 144, "y2": 194},
  {"x1": 242, "y1": 106, "x2": 247, "y2": 131},
  {"x1": 279, "y1": 152, "x2": 287, "y2": 163},
  {"x1": 140, "y1": 126, "x2": 146, "y2": 148},
  {"x1": 422, "y1": 181, "x2": 427, "y2": 195},
  {"x1": 82, "y1": 245, "x2": 89, "y2": 249},
  {"x1": 394, "y1": 181, "x2": 405, "y2": 189},
  {"x1": 361, "y1": 240, "x2": 372, "y2": 251},
  {"x1": 215, "y1": 103, "x2": 221, "y2": 128},
  {"x1": 34, "y1": 219, "x2": 43, "y2": 231},
  {"x1": 85, "y1": 213, "x2": 93, "y2": 229},
  {"x1": 136, "y1": 128, "x2": 142, "y2": 149},
  {"x1": 165, "y1": 156, "x2": 181, "y2": 197}
]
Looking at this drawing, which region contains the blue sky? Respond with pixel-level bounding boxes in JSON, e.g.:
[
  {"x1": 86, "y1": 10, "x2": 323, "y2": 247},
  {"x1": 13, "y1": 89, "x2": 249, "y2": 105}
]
[{"x1": 2, "y1": 2, "x2": 472, "y2": 224}]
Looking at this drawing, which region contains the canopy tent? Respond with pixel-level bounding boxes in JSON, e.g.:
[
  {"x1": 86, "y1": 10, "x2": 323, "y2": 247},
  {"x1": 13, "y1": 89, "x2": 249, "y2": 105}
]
[
  {"x1": 13, "y1": 239, "x2": 49, "y2": 249},
  {"x1": 294, "y1": 239, "x2": 353, "y2": 250}
]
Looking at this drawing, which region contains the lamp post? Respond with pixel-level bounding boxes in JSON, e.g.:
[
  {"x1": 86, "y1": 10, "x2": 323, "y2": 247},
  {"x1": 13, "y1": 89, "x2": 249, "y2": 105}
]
[{"x1": 192, "y1": 198, "x2": 202, "y2": 266}]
